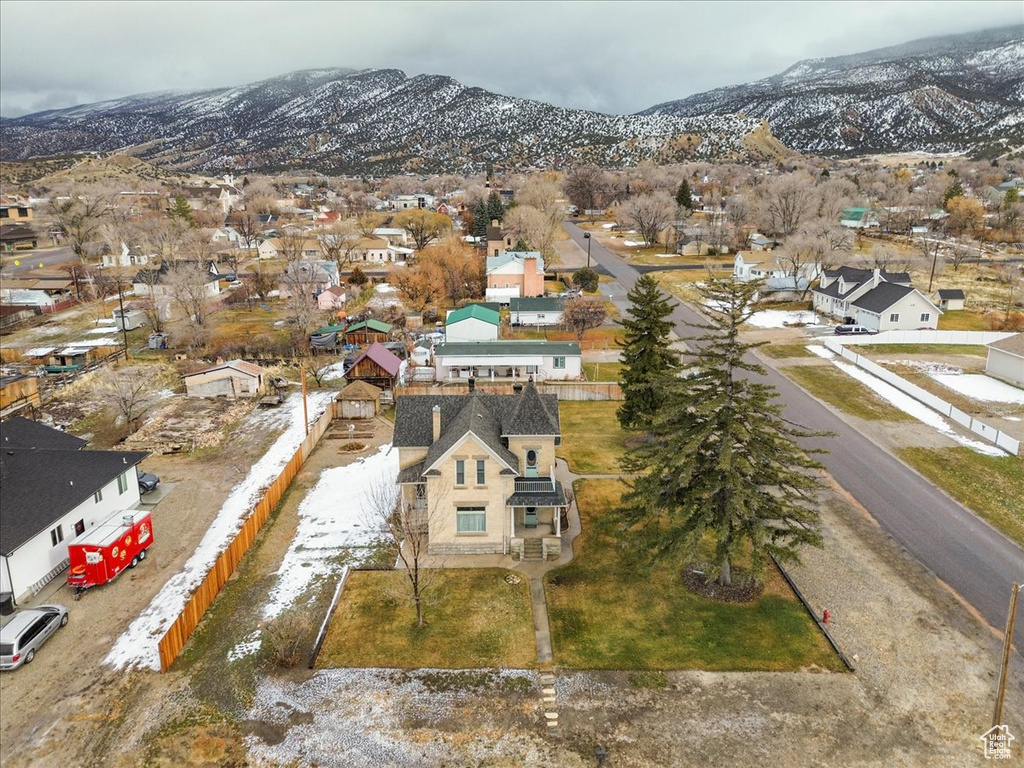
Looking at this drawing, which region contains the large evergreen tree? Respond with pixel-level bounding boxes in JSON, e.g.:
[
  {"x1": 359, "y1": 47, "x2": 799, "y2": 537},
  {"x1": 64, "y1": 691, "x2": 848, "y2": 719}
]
[
  {"x1": 618, "y1": 275, "x2": 826, "y2": 587},
  {"x1": 675, "y1": 179, "x2": 694, "y2": 211},
  {"x1": 616, "y1": 275, "x2": 679, "y2": 430},
  {"x1": 486, "y1": 191, "x2": 505, "y2": 223},
  {"x1": 473, "y1": 199, "x2": 488, "y2": 240}
]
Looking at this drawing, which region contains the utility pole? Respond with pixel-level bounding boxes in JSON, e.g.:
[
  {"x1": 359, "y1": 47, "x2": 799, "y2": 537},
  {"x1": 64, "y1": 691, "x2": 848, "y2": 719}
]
[
  {"x1": 301, "y1": 366, "x2": 309, "y2": 435},
  {"x1": 116, "y1": 273, "x2": 130, "y2": 362},
  {"x1": 993, "y1": 582, "x2": 1020, "y2": 729}
]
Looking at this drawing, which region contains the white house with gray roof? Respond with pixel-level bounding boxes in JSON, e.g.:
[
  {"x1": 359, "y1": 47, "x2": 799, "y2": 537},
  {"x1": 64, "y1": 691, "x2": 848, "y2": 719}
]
[
  {"x1": 509, "y1": 297, "x2": 565, "y2": 326},
  {"x1": 850, "y1": 283, "x2": 941, "y2": 332},
  {"x1": 393, "y1": 381, "x2": 567, "y2": 560},
  {"x1": 433, "y1": 341, "x2": 581, "y2": 382},
  {"x1": 986, "y1": 333, "x2": 1024, "y2": 388},
  {"x1": 812, "y1": 266, "x2": 912, "y2": 322}
]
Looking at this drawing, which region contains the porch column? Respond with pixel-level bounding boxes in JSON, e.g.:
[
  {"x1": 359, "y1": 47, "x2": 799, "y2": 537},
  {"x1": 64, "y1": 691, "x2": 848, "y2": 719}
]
[
  {"x1": 510, "y1": 506, "x2": 515, "y2": 539},
  {"x1": 555, "y1": 505, "x2": 561, "y2": 536}
]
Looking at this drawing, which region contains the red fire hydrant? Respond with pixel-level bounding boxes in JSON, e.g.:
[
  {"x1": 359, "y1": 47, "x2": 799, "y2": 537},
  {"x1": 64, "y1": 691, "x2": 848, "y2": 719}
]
[{"x1": 822, "y1": 609, "x2": 831, "y2": 625}]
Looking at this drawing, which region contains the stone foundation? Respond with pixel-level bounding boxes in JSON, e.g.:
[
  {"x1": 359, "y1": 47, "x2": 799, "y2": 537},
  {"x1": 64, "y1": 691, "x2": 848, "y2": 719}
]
[{"x1": 428, "y1": 540, "x2": 506, "y2": 556}]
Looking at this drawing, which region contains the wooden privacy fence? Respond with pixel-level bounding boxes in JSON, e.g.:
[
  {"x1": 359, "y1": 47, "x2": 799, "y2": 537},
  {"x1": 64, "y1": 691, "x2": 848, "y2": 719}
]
[{"x1": 157, "y1": 401, "x2": 337, "y2": 671}]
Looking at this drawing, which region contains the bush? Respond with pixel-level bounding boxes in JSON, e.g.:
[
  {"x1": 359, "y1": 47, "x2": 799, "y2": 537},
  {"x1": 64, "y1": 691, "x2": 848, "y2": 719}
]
[
  {"x1": 348, "y1": 266, "x2": 368, "y2": 286},
  {"x1": 263, "y1": 610, "x2": 312, "y2": 668},
  {"x1": 572, "y1": 267, "x2": 599, "y2": 293}
]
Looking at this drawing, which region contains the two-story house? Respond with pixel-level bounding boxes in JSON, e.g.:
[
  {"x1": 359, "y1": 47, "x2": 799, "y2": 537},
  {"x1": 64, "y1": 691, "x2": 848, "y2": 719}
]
[
  {"x1": 485, "y1": 252, "x2": 546, "y2": 303},
  {"x1": 811, "y1": 266, "x2": 912, "y2": 322},
  {"x1": 394, "y1": 381, "x2": 568, "y2": 561}
]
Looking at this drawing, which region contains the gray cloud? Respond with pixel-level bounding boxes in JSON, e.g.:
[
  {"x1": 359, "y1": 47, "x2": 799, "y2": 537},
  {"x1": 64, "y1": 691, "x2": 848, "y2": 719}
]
[{"x1": 1, "y1": 0, "x2": 1020, "y2": 117}]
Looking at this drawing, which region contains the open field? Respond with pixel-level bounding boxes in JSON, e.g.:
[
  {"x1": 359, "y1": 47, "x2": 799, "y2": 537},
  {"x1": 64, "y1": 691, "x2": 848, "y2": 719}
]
[
  {"x1": 317, "y1": 568, "x2": 536, "y2": 669},
  {"x1": 783, "y1": 364, "x2": 915, "y2": 422},
  {"x1": 545, "y1": 480, "x2": 844, "y2": 671},
  {"x1": 760, "y1": 343, "x2": 817, "y2": 359}
]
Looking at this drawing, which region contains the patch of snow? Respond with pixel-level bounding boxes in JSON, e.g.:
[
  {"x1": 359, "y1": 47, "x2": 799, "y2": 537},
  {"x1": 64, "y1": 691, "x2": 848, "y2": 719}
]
[
  {"x1": 85, "y1": 327, "x2": 115, "y2": 334},
  {"x1": 319, "y1": 362, "x2": 347, "y2": 382},
  {"x1": 263, "y1": 444, "x2": 397, "y2": 621},
  {"x1": 622, "y1": 240, "x2": 643, "y2": 247},
  {"x1": 94, "y1": 318, "x2": 115, "y2": 326},
  {"x1": 35, "y1": 327, "x2": 64, "y2": 336},
  {"x1": 1005, "y1": 416, "x2": 1021, "y2": 422},
  {"x1": 884, "y1": 359, "x2": 962, "y2": 375},
  {"x1": 929, "y1": 373, "x2": 1024, "y2": 404},
  {"x1": 23, "y1": 347, "x2": 55, "y2": 357},
  {"x1": 805, "y1": 345, "x2": 835, "y2": 359},
  {"x1": 655, "y1": 253, "x2": 677, "y2": 258},
  {"x1": 746, "y1": 310, "x2": 818, "y2": 329},
  {"x1": 601, "y1": 222, "x2": 617, "y2": 229},
  {"x1": 375, "y1": 283, "x2": 397, "y2": 293},
  {"x1": 831, "y1": 361, "x2": 1005, "y2": 456},
  {"x1": 104, "y1": 390, "x2": 336, "y2": 671},
  {"x1": 228, "y1": 631, "x2": 262, "y2": 662}
]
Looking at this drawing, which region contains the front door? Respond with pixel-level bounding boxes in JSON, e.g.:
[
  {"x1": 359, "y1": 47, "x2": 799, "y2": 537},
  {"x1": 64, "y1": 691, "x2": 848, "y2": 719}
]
[{"x1": 525, "y1": 449, "x2": 539, "y2": 478}]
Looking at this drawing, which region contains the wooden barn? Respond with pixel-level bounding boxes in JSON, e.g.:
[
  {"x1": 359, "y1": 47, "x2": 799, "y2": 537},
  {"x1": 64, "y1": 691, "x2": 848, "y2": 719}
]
[
  {"x1": 336, "y1": 380, "x2": 381, "y2": 419},
  {"x1": 344, "y1": 319, "x2": 392, "y2": 346},
  {"x1": 344, "y1": 342, "x2": 402, "y2": 392}
]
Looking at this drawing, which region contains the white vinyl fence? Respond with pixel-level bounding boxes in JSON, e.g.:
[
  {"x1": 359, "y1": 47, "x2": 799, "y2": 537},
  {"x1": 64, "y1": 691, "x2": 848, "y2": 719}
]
[
  {"x1": 829, "y1": 330, "x2": 1015, "y2": 346},
  {"x1": 823, "y1": 338, "x2": 1020, "y2": 456}
]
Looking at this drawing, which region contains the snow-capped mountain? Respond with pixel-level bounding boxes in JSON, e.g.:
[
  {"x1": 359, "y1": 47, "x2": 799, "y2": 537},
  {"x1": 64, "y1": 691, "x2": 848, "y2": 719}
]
[
  {"x1": 641, "y1": 25, "x2": 1024, "y2": 156},
  {"x1": 0, "y1": 68, "x2": 781, "y2": 174}
]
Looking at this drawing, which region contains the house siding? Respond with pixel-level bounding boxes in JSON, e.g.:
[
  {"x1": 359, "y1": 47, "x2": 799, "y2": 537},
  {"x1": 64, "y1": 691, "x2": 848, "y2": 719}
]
[
  {"x1": 986, "y1": 348, "x2": 1024, "y2": 387},
  {"x1": 0, "y1": 471, "x2": 141, "y2": 603},
  {"x1": 445, "y1": 317, "x2": 499, "y2": 342},
  {"x1": 855, "y1": 292, "x2": 940, "y2": 332}
]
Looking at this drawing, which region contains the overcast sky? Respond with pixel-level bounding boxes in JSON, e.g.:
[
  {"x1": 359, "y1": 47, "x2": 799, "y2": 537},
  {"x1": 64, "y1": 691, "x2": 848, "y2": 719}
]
[{"x1": 1, "y1": 1, "x2": 1020, "y2": 117}]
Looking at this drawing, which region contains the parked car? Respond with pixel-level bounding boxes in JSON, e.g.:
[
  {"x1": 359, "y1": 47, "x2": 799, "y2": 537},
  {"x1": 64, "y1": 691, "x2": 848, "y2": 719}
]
[
  {"x1": 0, "y1": 605, "x2": 69, "y2": 670},
  {"x1": 834, "y1": 325, "x2": 874, "y2": 336},
  {"x1": 137, "y1": 469, "x2": 160, "y2": 494}
]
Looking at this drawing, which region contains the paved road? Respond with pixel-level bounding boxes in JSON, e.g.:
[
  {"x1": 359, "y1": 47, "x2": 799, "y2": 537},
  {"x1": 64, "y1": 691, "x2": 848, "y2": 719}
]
[
  {"x1": 564, "y1": 221, "x2": 1024, "y2": 646},
  {"x1": 0, "y1": 246, "x2": 76, "y2": 274}
]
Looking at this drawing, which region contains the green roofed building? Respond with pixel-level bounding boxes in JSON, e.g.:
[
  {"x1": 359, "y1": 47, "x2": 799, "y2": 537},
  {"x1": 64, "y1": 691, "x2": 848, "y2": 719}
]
[{"x1": 445, "y1": 304, "x2": 500, "y2": 341}]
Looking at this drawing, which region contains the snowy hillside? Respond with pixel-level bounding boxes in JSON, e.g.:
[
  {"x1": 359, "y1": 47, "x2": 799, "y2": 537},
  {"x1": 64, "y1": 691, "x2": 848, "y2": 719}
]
[
  {"x1": 641, "y1": 25, "x2": 1024, "y2": 155},
  {"x1": 0, "y1": 68, "x2": 778, "y2": 174}
]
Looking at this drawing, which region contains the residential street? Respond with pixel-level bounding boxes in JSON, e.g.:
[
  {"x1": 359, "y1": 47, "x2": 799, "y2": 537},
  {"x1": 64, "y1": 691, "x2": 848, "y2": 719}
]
[
  {"x1": 0, "y1": 245, "x2": 75, "y2": 274},
  {"x1": 563, "y1": 221, "x2": 1024, "y2": 648}
]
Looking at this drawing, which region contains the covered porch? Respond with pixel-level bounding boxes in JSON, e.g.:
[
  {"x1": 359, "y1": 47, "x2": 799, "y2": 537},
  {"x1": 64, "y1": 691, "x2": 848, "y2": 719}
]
[{"x1": 507, "y1": 476, "x2": 568, "y2": 560}]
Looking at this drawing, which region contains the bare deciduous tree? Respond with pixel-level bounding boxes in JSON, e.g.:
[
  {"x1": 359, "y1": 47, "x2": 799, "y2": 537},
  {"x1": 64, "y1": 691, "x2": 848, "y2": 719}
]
[
  {"x1": 867, "y1": 243, "x2": 915, "y2": 273},
  {"x1": 49, "y1": 184, "x2": 122, "y2": 264},
  {"x1": 95, "y1": 365, "x2": 160, "y2": 430},
  {"x1": 564, "y1": 165, "x2": 612, "y2": 218},
  {"x1": 165, "y1": 261, "x2": 214, "y2": 327},
  {"x1": 621, "y1": 191, "x2": 675, "y2": 247},
  {"x1": 563, "y1": 297, "x2": 608, "y2": 340},
  {"x1": 393, "y1": 209, "x2": 452, "y2": 250},
  {"x1": 758, "y1": 174, "x2": 816, "y2": 237}
]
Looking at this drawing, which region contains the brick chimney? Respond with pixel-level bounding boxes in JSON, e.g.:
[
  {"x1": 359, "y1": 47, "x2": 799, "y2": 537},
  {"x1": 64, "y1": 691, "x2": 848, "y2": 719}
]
[{"x1": 432, "y1": 405, "x2": 441, "y2": 442}]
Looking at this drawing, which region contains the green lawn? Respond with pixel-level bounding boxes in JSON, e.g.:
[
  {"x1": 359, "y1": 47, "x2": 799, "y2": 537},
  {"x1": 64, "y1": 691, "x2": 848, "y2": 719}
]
[
  {"x1": 898, "y1": 447, "x2": 1024, "y2": 547},
  {"x1": 937, "y1": 311, "x2": 990, "y2": 331},
  {"x1": 785, "y1": 365, "x2": 914, "y2": 422},
  {"x1": 760, "y1": 344, "x2": 817, "y2": 359},
  {"x1": 583, "y1": 361, "x2": 624, "y2": 381},
  {"x1": 557, "y1": 401, "x2": 628, "y2": 474},
  {"x1": 316, "y1": 568, "x2": 536, "y2": 668},
  {"x1": 544, "y1": 481, "x2": 844, "y2": 671},
  {"x1": 856, "y1": 344, "x2": 989, "y2": 357}
]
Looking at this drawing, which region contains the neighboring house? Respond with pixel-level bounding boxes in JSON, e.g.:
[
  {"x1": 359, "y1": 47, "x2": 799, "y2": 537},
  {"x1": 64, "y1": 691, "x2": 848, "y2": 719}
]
[
  {"x1": 317, "y1": 285, "x2": 348, "y2": 311},
  {"x1": 344, "y1": 319, "x2": 392, "y2": 345},
  {"x1": 393, "y1": 194, "x2": 435, "y2": 211},
  {"x1": 0, "y1": 275, "x2": 74, "y2": 308},
  {"x1": 985, "y1": 333, "x2": 1024, "y2": 388},
  {"x1": 749, "y1": 233, "x2": 777, "y2": 251},
  {"x1": 351, "y1": 236, "x2": 409, "y2": 263},
  {"x1": 509, "y1": 297, "x2": 565, "y2": 326},
  {"x1": 411, "y1": 338, "x2": 433, "y2": 365},
  {"x1": 179, "y1": 176, "x2": 241, "y2": 213},
  {"x1": 393, "y1": 380, "x2": 568, "y2": 559},
  {"x1": 257, "y1": 237, "x2": 321, "y2": 260},
  {"x1": 210, "y1": 227, "x2": 243, "y2": 246},
  {"x1": 0, "y1": 374, "x2": 41, "y2": 418},
  {"x1": 851, "y1": 283, "x2": 941, "y2": 332},
  {"x1": 485, "y1": 252, "x2": 545, "y2": 303},
  {"x1": 279, "y1": 260, "x2": 340, "y2": 300},
  {"x1": 183, "y1": 359, "x2": 266, "y2": 399},
  {"x1": 372, "y1": 227, "x2": 411, "y2": 247},
  {"x1": 839, "y1": 207, "x2": 881, "y2": 229},
  {"x1": 0, "y1": 223, "x2": 38, "y2": 252},
  {"x1": 102, "y1": 242, "x2": 153, "y2": 269},
  {"x1": 0, "y1": 417, "x2": 147, "y2": 605},
  {"x1": 132, "y1": 262, "x2": 222, "y2": 299},
  {"x1": 486, "y1": 219, "x2": 514, "y2": 257},
  {"x1": 336, "y1": 380, "x2": 381, "y2": 419},
  {"x1": 344, "y1": 342, "x2": 402, "y2": 391},
  {"x1": 812, "y1": 266, "x2": 912, "y2": 321},
  {"x1": 732, "y1": 252, "x2": 820, "y2": 292},
  {"x1": 433, "y1": 340, "x2": 581, "y2": 381},
  {"x1": 0, "y1": 203, "x2": 34, "y2": 223},
  {"x1": 935, "y1": 289, "x2": 966, "y2": 311},
  {"x1": 445, "y1": 304, "x2": 500, "y2": 342}
]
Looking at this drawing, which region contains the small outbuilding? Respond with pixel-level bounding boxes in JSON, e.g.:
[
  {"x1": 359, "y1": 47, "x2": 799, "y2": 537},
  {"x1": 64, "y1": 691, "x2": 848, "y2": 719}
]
[
  {"x1": 445, "y1": 304, "x2": 500, "y2": 341},
  {"x1": 344, "y1": 319, "x2": 392, "y2": 346},
  {"x1": 183, "y1": 359, "x2": 266, "y2": 399},
  {"x1": 935, "y1": 289, "x2": 966, "y2": 311},
  {"x1": 336, "y1": 380, "x2": 382, "y2": 419},
  {"x1": 986, "y1": 333, "x2": 1024, "y2": 388},
  {"x1": 344, "y1": 342, "x2": 402, "y2": 392}
]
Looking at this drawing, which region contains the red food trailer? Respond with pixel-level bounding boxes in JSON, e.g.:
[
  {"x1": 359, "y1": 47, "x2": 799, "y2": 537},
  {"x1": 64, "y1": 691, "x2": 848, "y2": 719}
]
[{"x1": 67, "y1": 510, "x2": 153, "y2": 595}]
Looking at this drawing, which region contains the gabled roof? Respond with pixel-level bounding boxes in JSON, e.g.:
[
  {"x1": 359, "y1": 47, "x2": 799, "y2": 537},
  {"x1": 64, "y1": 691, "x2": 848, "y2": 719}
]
[
  {"x1": 937, "y1": 289, "x2": 966, "y2": 300},
  {"x1": 345, "y1": 319, "x2": 392, "y2": 335},
  {"x1": 1, "y1": 417, "x2": 86, "y2": 450},
  {"x1": 337, "y1": 380, "x2": 382, "y2": 400},
  {"x1": 422, "y1": 395, "x2": 519, "y2": 474},
  {"x1": 434, "y1": 340, "x2": 580, "y2": 357},
  {"x1": 184, "y1": 359, "x2": 265, "y2": 379},
  {"x1": 852, "y1": 283, "x2": 938, "y2": 314},
  {"x1": 447, "y1": 304, "x2": 500, "y2": 326},
  {"x1": 1, "y1": 447, "x2": 148, "y2": 556},
  {"x1": 988, "y1": 333, "x2": 1024, "y2": 357},
  {"x1": 509, "y1": 297, "x2": 565, "y2": 312},
  {"x1": 394, "y1": 381, "x2": 560, "y2": 452},
  {"x1": 348, "y1": 342, "x2": 402, "y2": 376},
  {"x1": 313, "y1": 323, "x2": 347, "y2": 335},
  {"x1": 486, "y1": 251, "x2": 545, "y2": 274}
]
